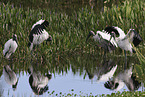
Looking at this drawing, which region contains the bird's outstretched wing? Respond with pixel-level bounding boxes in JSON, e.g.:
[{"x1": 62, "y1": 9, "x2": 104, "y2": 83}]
[
  {"x1": 104, "y1": 26, "x2": 120, "y2": 37},
  {"x1": 124, "y1": 29, "x2": 142, "y2": 47},
  {"x1": 29, "y1": 20, "x2": 49, "y2": 43}
]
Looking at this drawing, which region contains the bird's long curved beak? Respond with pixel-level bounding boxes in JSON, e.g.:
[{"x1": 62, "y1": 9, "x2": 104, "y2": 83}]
[
  {"x1": 47, "y1": 35, "x2": 52, "y2": 41},
  {"x1": 46, "y1": 35, "x2": 52, "y2": 45}
]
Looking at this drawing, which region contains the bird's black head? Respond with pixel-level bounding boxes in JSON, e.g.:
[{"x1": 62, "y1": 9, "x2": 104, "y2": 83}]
[
  {"x1": 47, "y1": 35, "x2": 52, "y2": 41},
  {"x1": 46, "y1": 73, "x2": 52, "y2": 79},
  {"x1": 86, "y1": 31, "x2": 95, "y2": 42},
  {"x1": 46, "y1": 35, "x2": 52, "y2": 45},
  {"x1": 13, "y1": 34, "x2": 18, "y2": 43},
  {"x1": 12, "y1": 79, "x2": 19, "y2": 91}
]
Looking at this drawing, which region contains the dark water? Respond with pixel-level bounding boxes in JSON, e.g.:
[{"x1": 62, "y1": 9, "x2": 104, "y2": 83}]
[{"x1": 0, "y1": 54, "x2": 144, "y2": 96}]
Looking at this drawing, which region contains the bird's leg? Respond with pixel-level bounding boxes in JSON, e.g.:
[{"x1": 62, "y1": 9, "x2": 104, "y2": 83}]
[
  {"x1": 124, "y1": 50, "x2": 127, "y2": 61},
  {"x1": 124, "y1": 54, "x2": 127, "y2": 70},
  {"x1": 103, "y1": 49, "x2": 107, "y2": 58},
  {"x1": 103, "y1": 45, "x2": 107, "y2": 58},
  {"x1": 10, "y1": 53, "x2": 14, "y2": 63},
  {"x1": 43, "y1": 42, "x2": 45, "y2": 46},
  {"x1": 36, "y1": 45, "x2": 39, "y2": 60}
]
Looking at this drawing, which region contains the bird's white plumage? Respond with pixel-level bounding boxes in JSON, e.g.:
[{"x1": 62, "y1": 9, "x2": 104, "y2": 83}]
[
  {"x1": 93, "y1": 31, "x2": 118, "y2": 47},
  {"x1": 112, "y1": 27, "x2": 134, "y2": 53},
  {"x1": 32, "y1": 72, "x2": 49, "y2": 88},
  {"x1": 114, "y1": 27, "x2": 126, "y2": 39},
  {"x1": 32, "y1": 30, "x2": 49, "y2": 44},
  {"x1": 31, "y1": 19, "x2": 45, "y2": 30},
  {"x1": 113, "y1": 66, "x2": 133, "y2": 91},
  {"x1": 29, "y1": 19, "x2": 51, "y2": 51},
  {"x1": 3, "y1": 65, "x2": 18, "y2": 86},
  {"x1": 97, "y1": 65, "x2": 117, "y2": 82},
  {"x1": 3, "y1": 39, "x2": 18, "y2": 59},
  {"x1": 29, "y1": 29, "x2": 50, "y2": 51}
]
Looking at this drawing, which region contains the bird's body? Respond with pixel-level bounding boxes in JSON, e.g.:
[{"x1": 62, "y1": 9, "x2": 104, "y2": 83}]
[
  {"x1": 105, "y1": 26, "x2": 133, "y2": 53},
  {"x1": 28, "y1": 65, "x2": 52, "y2": 95},
  {"x1": 28, "y1": 19, "x2": 52, "y2": 51},
  {"x1": 3, "y1": 34, "x2": 18, "y2": 59},
  {"x1": 116, "y1": 37, "x2": 133, "y2": 53},
  {"x1": 29, "y1": 30, "x2": 49, "y2": 50},
  {"x1": 86, "y1": 26, "x2": 142, "y2": 57},
  {"x1": 31, "y1": 72, "x2": 50, "y2": 88},
  {"x1": 93, "y1": 31, "x2": 118, "y2": 47},
  {"x1": 86, "y1": 30, "x2": 117, "y2": 54},
  {"x1": 104, "y1": 66, "x2": 141, "y2": 91},
  {"x1": 3, "y1": 65, "x2": 18, "y2": 90}
]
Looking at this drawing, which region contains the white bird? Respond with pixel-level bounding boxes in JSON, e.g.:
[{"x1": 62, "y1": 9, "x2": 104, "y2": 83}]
[
  {"x1": 3, "y1": 65, "x2": 18, "y2": 90},
  {"x1": 86, "y1": 30, "x2": 117, "y2": 55},
  {"x1": 28, "y1": 19, "x2": 52, "y2": 51},
  {"x1": 104, "y1": 66, "x2": 141, "y2": 91},
  {"x1": 28, "y1": 66, "x2": 52, "y2": 95},
  {"x1": 3, "y1": 34, "x2": 18, "y2": 59},
  {"x1": 104, "y1": 26, "x2": 142, "y2": 58}
]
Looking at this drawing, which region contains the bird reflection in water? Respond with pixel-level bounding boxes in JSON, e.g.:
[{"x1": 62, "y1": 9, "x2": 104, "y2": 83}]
[
  {"x1": 86, "y1": 57, "x2": 141, "y2": 91},
  {"x1": 104, "y1": 58, "x2": 141, "y2": 91},
  {"x1": 28, "y1": 65, "x2": 52, "y2": 95},
  {"x1": 104, "y1": 66, "x2": 141, "y2": 91},
  {"x1": 86, "y1": 58, "x2": 117, "y2": 82},
  {"x1": 3, "y1": 65, "x2": 18, "y2": 91}
]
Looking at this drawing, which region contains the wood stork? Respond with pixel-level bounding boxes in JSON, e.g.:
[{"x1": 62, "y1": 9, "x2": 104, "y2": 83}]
[
  {"x1": 28, "y1": 66, "x2": 52, "y2": 95},
  {"x1": 3, "y1": 34, "x2": 18, "y2": 59},
  {"x1": 86, "y1": 58, "x2": 117, "y2": 82},
  {"x1": 86, "y1": 30, "x2": 118, "y2": 55},
  {"x1": 28, "y1": 19, "x2": 52, "y2": 51},
  {"x1": 104, "y1": 66, "x2": 141, "y2": 91},
  {"x1": 104, "y1": 26, "x2": 142, "y2": 58},
  {"x1": 3, "y1": 65, "x2": 18, "y2": 90}
]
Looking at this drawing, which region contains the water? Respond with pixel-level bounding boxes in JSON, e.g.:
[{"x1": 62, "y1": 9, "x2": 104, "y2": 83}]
[{"x1": 0, "y1": 55, "x2": 144, "y2": 96}]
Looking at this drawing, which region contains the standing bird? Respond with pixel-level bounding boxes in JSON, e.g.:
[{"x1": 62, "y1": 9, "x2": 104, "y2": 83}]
[
  {"x1": 104, "y1": 26, "x2": 142, "y2": 58},
  {"x1": 86, "y1": 30, "x2": 118, "y2": 55},
  {"x1": 3, "y1": 34, "x2": 18, "y2": 59},
  {"x1": 28, "y1": 19, "x2": 52, "y2": 51}
]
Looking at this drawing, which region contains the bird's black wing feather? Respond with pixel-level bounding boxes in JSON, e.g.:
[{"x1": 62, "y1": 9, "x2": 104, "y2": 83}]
[
  {"x1": 104, "y1": 26, "x2": 119, "y2": 36},
  {"x1": 28, "y1": 20, "x2": 49, "y2": 46},
  {"x1": 41, "y1": 20, "x2": 49, "y2": 29},
  {"x1": 132, "y1": 30, "x2": 142, "y2": 47}
]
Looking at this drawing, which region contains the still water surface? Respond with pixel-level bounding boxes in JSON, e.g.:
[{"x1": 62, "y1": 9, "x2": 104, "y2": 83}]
[{"x1": 0, "y1": 55, "x2": 144, "y2": 96}]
